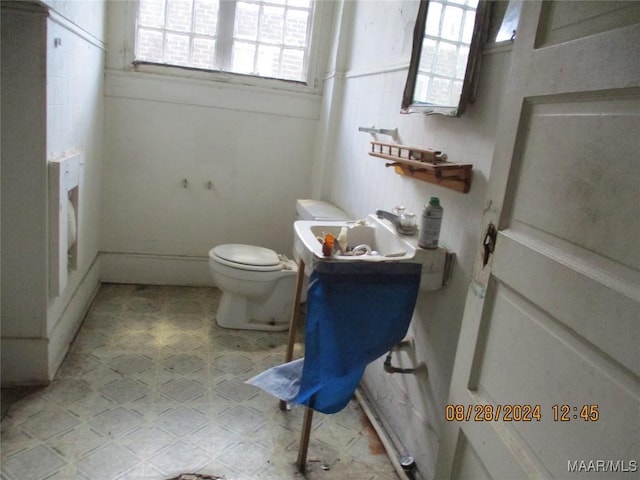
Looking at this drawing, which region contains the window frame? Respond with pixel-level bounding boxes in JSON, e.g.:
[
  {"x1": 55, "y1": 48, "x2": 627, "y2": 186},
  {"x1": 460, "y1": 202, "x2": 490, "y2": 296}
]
[{"x1": 128, "y1": 0, "x2": 331, "y2": 94}]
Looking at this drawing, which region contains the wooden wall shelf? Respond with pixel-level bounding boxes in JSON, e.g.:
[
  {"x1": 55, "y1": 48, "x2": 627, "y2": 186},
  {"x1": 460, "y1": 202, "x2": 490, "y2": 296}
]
[{"x1": 369, "y1": 141, "x2": 472, "y2": 193}]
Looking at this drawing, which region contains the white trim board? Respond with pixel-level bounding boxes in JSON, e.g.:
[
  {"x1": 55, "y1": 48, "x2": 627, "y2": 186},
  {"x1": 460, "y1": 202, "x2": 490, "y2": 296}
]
[
  {"x1": 100, "y1": 252, "x2": 214, "y2": 287},
  {"x1": 47, "y1": 258, "x2": 102, "y2": 380},
  {"x1": 104, "y1": 70, "x2": 322, "y2": 121}
]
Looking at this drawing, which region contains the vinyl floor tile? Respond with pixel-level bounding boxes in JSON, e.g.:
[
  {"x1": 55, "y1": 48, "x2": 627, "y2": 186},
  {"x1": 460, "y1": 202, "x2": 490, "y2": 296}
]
[{"x1": 1, "y1": 285, "x2": 399, "y2": 480}]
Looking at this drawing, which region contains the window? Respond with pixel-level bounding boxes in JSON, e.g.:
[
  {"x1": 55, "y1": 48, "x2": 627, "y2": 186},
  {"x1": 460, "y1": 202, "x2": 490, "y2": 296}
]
[
  {"x1": 135, "y1": 0, "x2": 314, "y2": 83},
  {"x1": 414, "y1": 0, "x2": 478, "y2": 107}
]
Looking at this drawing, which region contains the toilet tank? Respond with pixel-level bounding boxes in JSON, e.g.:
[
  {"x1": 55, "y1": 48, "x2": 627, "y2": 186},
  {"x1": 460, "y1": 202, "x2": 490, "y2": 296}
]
[{"x1": 296, "y1": 199, "x2": 350, "y2": 221}]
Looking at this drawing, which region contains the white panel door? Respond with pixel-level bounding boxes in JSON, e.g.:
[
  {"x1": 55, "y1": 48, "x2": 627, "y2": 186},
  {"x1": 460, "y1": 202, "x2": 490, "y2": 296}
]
[{"x1": 436, "y1": 2, "x2": 640, "y2": 479}]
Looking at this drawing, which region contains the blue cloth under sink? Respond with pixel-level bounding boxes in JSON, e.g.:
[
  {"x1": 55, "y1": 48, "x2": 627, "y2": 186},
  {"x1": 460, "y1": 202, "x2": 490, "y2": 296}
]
[{"x1": 248, "y1": 261, "x2": 421, "y2": 414}]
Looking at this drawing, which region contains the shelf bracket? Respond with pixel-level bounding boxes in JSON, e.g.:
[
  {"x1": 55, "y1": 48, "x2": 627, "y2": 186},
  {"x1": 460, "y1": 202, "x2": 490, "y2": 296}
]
[{"x1": 359, "y1": 126, "x2": 398, "y2": 140}]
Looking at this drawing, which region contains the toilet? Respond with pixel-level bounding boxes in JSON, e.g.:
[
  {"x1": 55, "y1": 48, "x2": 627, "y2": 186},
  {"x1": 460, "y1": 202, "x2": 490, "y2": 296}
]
[{"x1": 208, "y1": 199, "x2": 350, "y2": 331}]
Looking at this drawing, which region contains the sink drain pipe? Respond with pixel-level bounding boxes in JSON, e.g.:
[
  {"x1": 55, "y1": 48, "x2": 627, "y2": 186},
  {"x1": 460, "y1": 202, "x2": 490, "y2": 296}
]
[
  {"x1": 383, "y1": 353, "x2": 427, "y2": 375},
  {"x1": 383, "y1": 339, "x2": 428, "y2": 376},
  {"x1": 369, "y1": 339, "x2": 425, "y2": 479}
]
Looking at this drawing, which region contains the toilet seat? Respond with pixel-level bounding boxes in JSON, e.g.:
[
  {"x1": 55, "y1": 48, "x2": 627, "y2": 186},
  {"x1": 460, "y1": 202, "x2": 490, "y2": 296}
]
[{"x1": 211, "y1": 244, "x2": 284, "y2": 272}]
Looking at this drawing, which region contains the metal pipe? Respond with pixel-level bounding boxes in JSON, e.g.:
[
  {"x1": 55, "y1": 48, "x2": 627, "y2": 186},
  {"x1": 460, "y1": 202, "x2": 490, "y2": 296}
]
[{"x1": 383, "y1": 340, "x2": 428, "y2": 376}]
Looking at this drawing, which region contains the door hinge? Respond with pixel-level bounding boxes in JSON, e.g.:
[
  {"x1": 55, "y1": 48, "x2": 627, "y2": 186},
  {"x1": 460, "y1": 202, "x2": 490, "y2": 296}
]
[{"x1": 482, "y1": 223, "x2": 497, "y2": 267}]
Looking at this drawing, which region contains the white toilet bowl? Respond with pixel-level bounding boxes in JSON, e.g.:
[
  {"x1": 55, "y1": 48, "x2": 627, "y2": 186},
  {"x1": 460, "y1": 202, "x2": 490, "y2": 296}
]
[
  {"x1": 208, "y1": 244, "x2": 297, "y2": 331},
  {"x1": 208, "y1": 200, "x2": 350, "y2": 331}
]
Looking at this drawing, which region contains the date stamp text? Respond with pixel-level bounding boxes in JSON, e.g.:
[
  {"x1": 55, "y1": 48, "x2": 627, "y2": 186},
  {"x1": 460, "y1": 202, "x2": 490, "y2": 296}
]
[{"x1": 444, "y1": 404, "x2": 600, "y2": 422}]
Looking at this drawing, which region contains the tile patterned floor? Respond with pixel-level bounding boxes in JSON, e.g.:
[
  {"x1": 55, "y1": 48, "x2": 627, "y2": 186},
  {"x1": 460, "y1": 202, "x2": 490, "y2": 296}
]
[{"x1": 1, "y1": 284, "x2": 399, "y2": 480}]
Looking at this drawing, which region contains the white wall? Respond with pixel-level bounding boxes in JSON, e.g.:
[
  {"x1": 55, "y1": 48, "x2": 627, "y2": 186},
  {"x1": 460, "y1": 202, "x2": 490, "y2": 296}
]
[
  {"x1": 312, "y1": 2, "x2": 512, "y2": 478},
  {"x1": 1, "y1": 0, "x2": 106, "y2": 384},
  {"x1": 1, "y1": 5, "x2": 49, "y2": 383},
  {"x1": 45, "y1": 1, "x2": 106, "y2": 380},
  {"x1": 101, "y1": 1, "x2": 332, "y2": 285}
]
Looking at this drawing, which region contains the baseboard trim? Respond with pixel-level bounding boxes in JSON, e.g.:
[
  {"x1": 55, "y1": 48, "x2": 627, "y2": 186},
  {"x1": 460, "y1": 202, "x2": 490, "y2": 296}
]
[
  {"x1": 2, "y1": 257, "x2": 102, "y2": 385},
  {"x1": 356, "y1": 387, "x2": 409, "y2": 480},
  {"x1": 47, "y1": 258, "x2": 102, "y2": 380},
  {"x1": 100, "y1": 252, "x2": 214, "y2": 287}
]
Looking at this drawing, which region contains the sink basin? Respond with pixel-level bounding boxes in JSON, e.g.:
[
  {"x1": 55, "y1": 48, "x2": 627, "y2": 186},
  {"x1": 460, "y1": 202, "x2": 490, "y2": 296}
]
[{"x1": 293, "y1": 214, "x2": 417, "y2": 266}]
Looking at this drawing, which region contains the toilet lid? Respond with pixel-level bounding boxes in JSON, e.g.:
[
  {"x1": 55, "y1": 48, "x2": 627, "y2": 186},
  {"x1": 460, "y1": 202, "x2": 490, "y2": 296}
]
[{"x1": 212, "y1": 244, "x2": 282, "y2": 271}]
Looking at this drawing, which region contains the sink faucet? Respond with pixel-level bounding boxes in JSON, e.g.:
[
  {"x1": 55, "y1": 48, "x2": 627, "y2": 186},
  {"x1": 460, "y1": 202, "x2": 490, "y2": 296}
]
[
  {"x1": 375, "y1": 209, "x2": 417, "y2": 235},
  {"x1": 376, "y1": 210, "x2": 402, "y2": 228}
]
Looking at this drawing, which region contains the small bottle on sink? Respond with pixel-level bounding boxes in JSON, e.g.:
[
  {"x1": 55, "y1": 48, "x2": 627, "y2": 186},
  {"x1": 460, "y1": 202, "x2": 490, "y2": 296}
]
[
  {"x1": 322, "y1": 233, "x2": 335, "y2": 256},
  {"x1": 337, "y1": 227, "x2": 348, "y2": 254}
]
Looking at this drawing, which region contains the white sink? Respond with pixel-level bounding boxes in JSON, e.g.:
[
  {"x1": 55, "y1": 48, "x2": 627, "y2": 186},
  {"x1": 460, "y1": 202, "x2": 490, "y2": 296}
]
[{"x1": 293, "y1": 214, "x2": 417, "y2": 266}]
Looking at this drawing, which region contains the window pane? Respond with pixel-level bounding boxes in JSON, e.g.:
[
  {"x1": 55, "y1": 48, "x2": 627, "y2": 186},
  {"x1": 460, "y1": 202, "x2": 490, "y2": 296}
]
[
  {"x1": 450, "y1": 79, "x2": 463, "y2": 105},
  {"x1": 232, "y1": 41, "x2": 256, "y2": 74},
  {"x1": 434, "y1": 41, "x2": 457, "y2": 77},
  {"x1": 165, "y1": 33, "x2": 191, "y2": 65},
  {"x1": 441, "y1": 6, "x2": 462, "y2": 41},
  {"x1": 419, "y1": 38, "x2": 436, "y2": 74},
  {"x1": 284, "y1": 9, "x2": 308, "y2": 46},
  {"x1": 415, "y1": 73, "x2": 429, "y2": 102},
  {"x1": 261, "y1": 6, "x2": 284, "y2": 43},
  {"x1": 462, "y1": 9, "x2": 476, "y2": 44},
  {"x1": 280, "y1": 48, "x2": 304, "y2": 80},
  {"x1": 192, "y1": 37, "x2": 216, "y2": 69},
  {"x1": 257, "y1": 45, "x2": 280, "y2": 77},
  {"x1": 166, "y1": 0, "x2": 193, "y2": 32},
  {"x1": 139, "y1": 0, "x2": 165, "y2": 28},
  {"x1": 137, "y1": 28, "x2": 164, "y2": 62},
  {"x1": 194, "y1": 0, "x2": 219, "y2": 36},
  {"x1": 430, "y1": 77, "x2": 451, "y2": 105},
  {"x1": 456, "y1": 45, "x2": 469, "y2": 78},
  {"x1": 425, "y1": 2, "x2": 442, "y2": 37},
  {"x1": 235, "y1": 2, "x2": 259, "y2": 41}
]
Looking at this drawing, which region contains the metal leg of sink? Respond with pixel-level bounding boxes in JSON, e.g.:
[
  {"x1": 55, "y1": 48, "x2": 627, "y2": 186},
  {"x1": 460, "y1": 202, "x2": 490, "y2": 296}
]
[
  {"x1": 279, "y1": 259, "x2": 305, "y2": 411},
  {"x1": 280, "y1": 258, "x2": 314, "y2": 472},
  {"x1": 296, "y1": 405, "x2": 314, "y2": 472}
]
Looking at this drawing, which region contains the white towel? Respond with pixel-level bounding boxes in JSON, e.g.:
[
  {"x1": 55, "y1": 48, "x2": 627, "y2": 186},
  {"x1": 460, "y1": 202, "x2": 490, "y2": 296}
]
[{"x1": 67, "y1": 198, "x2": 77, "y2": 250}]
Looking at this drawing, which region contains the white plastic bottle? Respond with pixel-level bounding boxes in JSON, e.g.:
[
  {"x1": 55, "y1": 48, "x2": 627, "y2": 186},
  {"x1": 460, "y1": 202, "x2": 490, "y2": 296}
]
[
  {"x1": 418, "y1": 197, "x2": 443, "y2": 249},
  {"x1": 337, "y1": 226, "x2": 348, "y2": 253}
]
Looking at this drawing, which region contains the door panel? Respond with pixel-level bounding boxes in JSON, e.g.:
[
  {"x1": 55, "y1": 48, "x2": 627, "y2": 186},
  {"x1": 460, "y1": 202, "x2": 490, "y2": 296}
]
[
  {"x1": 537, "y1": 1, "x2": 640, "y2": 47},
  {"x1": 493, "y1": 229, "x2": 639, "y2": 374},
  {"x1": 508, "y1": 98, "x2": 640, "y2": 268},
  {"x1": 436, "y1": 2, "x2": 640, "y2": 479},
  {"x1": 474, "y1": 283, "x2": 639, "y2": 467}
]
